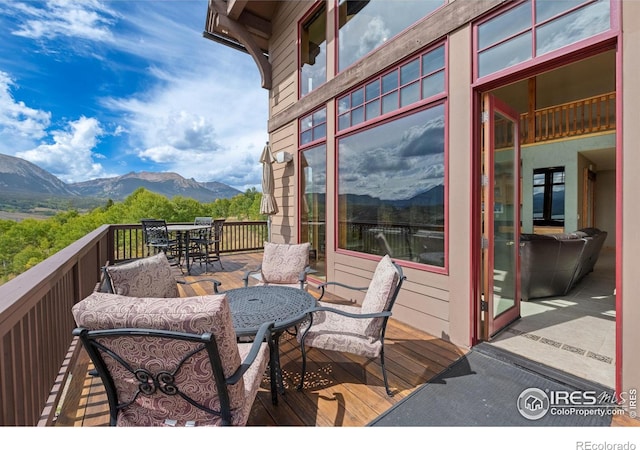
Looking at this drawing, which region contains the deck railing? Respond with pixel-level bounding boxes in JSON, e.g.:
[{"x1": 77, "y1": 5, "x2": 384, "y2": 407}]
[{"x1": 0, "y1": 220, "x2": 266, "y2": 426}]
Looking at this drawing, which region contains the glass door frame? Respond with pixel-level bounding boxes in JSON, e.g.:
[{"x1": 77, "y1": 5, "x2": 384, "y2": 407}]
[{"x1": 481, "y1": 93, "x2": 522, "y2": 339}]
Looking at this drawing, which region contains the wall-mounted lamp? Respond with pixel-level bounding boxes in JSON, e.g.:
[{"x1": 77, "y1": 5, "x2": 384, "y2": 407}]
[{"x1": 275, "y1": 151, "x2": 293, "y2": 164}]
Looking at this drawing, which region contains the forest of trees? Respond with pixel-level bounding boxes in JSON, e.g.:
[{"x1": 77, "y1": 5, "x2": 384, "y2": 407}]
[{"x1": 0, "y1": 187, "x2": 264, "y2": 284}]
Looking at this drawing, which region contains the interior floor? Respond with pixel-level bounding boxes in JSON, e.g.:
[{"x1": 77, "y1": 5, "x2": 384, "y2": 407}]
[{"x1": 488, "y1": 247, "x2": 616, "y2": 388}]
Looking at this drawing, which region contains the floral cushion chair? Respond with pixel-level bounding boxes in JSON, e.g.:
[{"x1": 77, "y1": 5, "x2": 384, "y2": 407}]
[
  {"x1": 242, "y1": 242, "x2": 311, "y2": 289},
  {"x1": 72, "y1": 292, "x2": 272, "y2": 426},
  {"x1": 296, "y1": 254, "x2": 405, "y2": 396},
  {"x1": 100, "y1": 252, "x2": 221, "y2": 297}
]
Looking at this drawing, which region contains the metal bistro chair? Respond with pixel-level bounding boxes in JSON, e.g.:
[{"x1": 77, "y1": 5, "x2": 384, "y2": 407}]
[
  {"x1": 296, "y1": 254, "x2": 406, "y2": 396},
  {"x1": 191, "y1": 217, "x2": 225, "y2": 271},
  {"x1": 72, "y1": 293, "x2": 272, "y2": 426},
  {"x1": 141, "y1": 219, "x2": 180, "y2": 264}
]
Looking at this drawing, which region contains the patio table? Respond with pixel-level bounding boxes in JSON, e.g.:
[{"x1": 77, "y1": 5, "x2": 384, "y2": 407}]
[
  {"x1": 166, "y1": 223, "x2": 210, "y2": 275},
  {"x1": 225, "y1": 285, "x2": 317, "y2": 405}
]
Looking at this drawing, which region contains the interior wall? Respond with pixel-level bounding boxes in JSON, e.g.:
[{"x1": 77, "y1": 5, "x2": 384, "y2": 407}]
[
  {"x1": 519, "y1": 134, "x2": 615, "y2": 234},
  {"x1": 595, "y1": 170, "x2": 616, "y2": 248}
]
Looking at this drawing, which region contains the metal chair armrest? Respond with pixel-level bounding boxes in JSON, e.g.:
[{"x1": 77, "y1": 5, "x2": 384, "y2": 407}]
[
  {"x1": 177, "y1": 278, "x2": 222, "y2": 294},
  {"x1": 227, "y1": 320, "x2": 275, "y2": 385},
  {"x1": 307, "y1": 305, "x2": 391, "y2": 320},
  {"x1": 242, "y1": 265, "x2": 262, "y2": 287},
  {"x1": 317, "y1": 281, "x2": 369, "y2": 300}
]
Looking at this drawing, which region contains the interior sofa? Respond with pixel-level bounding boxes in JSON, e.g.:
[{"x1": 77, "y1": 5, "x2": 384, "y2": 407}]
[{"x1": 520, "y1": 228, "x2": 607, "y2": 301}]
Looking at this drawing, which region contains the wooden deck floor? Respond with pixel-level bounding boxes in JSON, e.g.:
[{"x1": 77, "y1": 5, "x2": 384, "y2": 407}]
[{"x1": 53, "y1": 252, "x2": 639, "y2": 427}]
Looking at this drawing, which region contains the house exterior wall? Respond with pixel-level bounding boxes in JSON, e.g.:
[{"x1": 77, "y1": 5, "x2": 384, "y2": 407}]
[
  {"x1": 259, "y1": 0, "x2": 634, "y2": 392},
  {"x1": 621, "y1": 0, "x2": 640, "y2": 396}
]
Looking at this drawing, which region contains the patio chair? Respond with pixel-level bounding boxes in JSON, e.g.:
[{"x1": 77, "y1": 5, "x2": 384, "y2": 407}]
[
  {"x1": 296, "y1": 254, "x2": 406, "y2": 396},
  {"x1": 191, "y1": 217, "x2": 225, "y2": 271},
  {"x1": 141, "y1": 219, "x2": 180, "y2": 262},
  {"x1": 242, "y1": 241, "x2": 311, "y2": 289},
  {"x1": 98, "y1": 252, "x2": 221, "y2": 297},
  {"x1": 72, "y1": 291, "x2": 273, "y2": 426}
]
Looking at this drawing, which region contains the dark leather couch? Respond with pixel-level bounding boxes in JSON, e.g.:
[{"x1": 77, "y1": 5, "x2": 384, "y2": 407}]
[{"x1": 520, "y1": 228, "x2": 607, "y2": 301}]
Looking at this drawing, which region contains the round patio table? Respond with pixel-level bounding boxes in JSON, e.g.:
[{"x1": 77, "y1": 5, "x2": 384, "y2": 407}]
[{"x1": 225, "y1": 285, "x2": 317, "y2": 405}]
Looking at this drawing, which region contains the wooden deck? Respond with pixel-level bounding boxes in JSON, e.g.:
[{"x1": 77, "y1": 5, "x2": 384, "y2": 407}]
[{"x1": 53, "y1": 252, "x2": 640, "y2": 427}]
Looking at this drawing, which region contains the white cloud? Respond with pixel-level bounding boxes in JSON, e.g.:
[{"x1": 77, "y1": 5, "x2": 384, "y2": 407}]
[
  {"x1": 16, "y1": 116, "x2": 110, "y2": 183},
  {"x1": 0, "y1": 71, "x2": 51, "y2": 141},
  {"x1": 102, "y1": 60, "x2": 268, "y2": 190},
  {"x1": 0, "y1": 1, "x2": 269, "y2": 190},
  {"x1": 9, "y1": 0, "x2": 117, "y2": 42}
]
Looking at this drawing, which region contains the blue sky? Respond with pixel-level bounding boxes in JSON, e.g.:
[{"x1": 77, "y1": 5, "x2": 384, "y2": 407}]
[{"x1": 0, "y1": 0, "x2": 268, "y2": 191}]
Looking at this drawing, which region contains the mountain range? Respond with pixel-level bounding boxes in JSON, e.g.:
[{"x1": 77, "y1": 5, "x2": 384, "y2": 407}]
[{"x1": 0, "y1": 153, "x2": 241, "y2": 204}]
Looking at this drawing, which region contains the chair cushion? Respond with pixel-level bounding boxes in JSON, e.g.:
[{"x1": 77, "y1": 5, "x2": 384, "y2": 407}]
[
  {"x1": 360, "y1": 255, "x2": 400, "y2": 338},
  {"x1": 72, "y1": 292, "x2": 249, "y2": 426},
  {"x1": 260, "y1": 242, "x2": 310, "y2": 284},
  {"x1": 361, "y1": 255, "x2": 400, "y2": 315},
  {"x1": 105, "y1": 252, "x2": 179, "y2": 298},
  {"x1": 296, "y1": 302, "x2": 383, "y2": 358}
]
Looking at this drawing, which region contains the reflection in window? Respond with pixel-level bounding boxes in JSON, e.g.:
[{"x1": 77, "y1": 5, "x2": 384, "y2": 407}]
[
  {"x1": 533, "y1": 167, "x2": 565, "y2": 226},
  {"x1": 337, "y1": 0, "x2": 443, "y2": 72},
  {"x1": 338, "y1": 44, "x2": 445, "y2": 131},
  {"x1": 300, "y1": 4, "x2": 327, "y2": 96},
  {"x1": 300, "y1": 145, "x2": 327, "y2": 279},
  {"x1": 338, "y1": 105, "x2": 446, "y2": 267},
  {"x1": 477, "y1": 0, "x2": 611, "y2": 78},
  {"x1": 300, "y1": 108, "x2": 327, "y2": 145}
]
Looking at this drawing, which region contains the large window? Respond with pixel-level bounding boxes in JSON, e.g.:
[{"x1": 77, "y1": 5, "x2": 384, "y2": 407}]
[
  {"x1": 533, "y1": 167, "x2": 565, "y2": 226},
  {"x1": 337, "y1": 44, "x2": 445, "y2": 131},
  {"x1": 300, "y1": 4, "x2": 327, "y2": 97},
  {"x1": 338, "y1": 104, "x2": 446, "y2": 267},
  {"x1": 300, "y1": 144, "x2": 327, "y2": 279},
  {"x1": 337, "y1": 0, "x2": 444, "y2": 72},
  {"x1": 476, "y1": 0, "x2": 612, "y2": 79}
]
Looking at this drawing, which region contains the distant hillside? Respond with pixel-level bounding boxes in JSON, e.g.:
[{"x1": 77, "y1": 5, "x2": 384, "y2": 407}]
[
  {"x1": 0, "y1": 153, "x2": 242, "y2": 208},
  {"x1": 0, "y1": 153, "x2": 78, "y2": 197},
  {"x1": 69, "y1": 172, "x2": 241, "y2": 202}
]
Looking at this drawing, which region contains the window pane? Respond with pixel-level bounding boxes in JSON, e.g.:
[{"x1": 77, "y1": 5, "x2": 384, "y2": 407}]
[
  {"x1": 301, "y1": 130, "x2": 313, "y2": 146},
  {"x1": 382, "y1": 92, "x2": 398, "y2": 114},
  {"x1": 313, "y1": 108, "x2": 327, "y2": 125},
  {"x1": 338, "y1": 95, "x2": 351, "y2": 114},
  {"x1": 338, "y1": 0, "x2": 444, "y2": 71},
  {"x1": 400, "y1": 59, "x2": 420, "y2": 85},
  {"x1": 352, "y1": 88, "x2": 364, "y2": 107},
  {"x1": 300, "y1": 115, "x2": 313, "y2": 132},
  {"x1": 400, "y1": 81, "x2": 420, "y2": 107},
  {"x1": 366, "y1": 80, "x2": 380, "y2": 101},
  {"x1": 533, "y1": 173, "x2": 546, "y2": 186},
  {"x1": 553, "y1": 171, "x2": 565, "y2": 184},
  {"x1": 300, "y1": 144, "x2": 327, "y2": 279},
  {"x1": 422, "y1": 45, "x2": 445, "y2": 74},
  {"x1": 338, "y1": 113, "x2": 351, "y2": 131},
  {"x1": 366, "y1": 99, "x2": 380, "y2": 120},
  {"x1": 478, "y1": 1, "x2": 531, "y2": 50},
  {"x1": 422, "y1": 71, "x2": 445, "y2": 98},
  {"x1": 551, "y1": 186, "x2": 565, "y2": 220},
  {"x1": 300, "y1": 4, "x2": 327, "y2": 97},
  {"x1": 478, "y1": 31, "x2": 532, "y2": 78},
  {"x1": 313, "y1": 123, "x2": 327, "y2": 141},
  {"x1": 536, "y1": 0, "x2": 587, "y2": 23},
  {"x1": 352, "y1": 106, "x2": 364, "y2": 126},
  {"x1": 382, "y1": 71, "x2": 398, "y2": 94},
  {"x1": 536, "y1": 0, "x2": 610, "y2": 56},
  {"x1": 338, "y1": 105, "x2": 446, "y2": 266}
]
